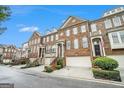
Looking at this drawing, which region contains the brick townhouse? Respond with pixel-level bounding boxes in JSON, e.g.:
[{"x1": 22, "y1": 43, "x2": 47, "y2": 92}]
[
  {"x1": 26, "y1": 7, "x2": 124, "y2": 68},
  {"x1": 1, "y1": 45, "x2": 17, "y2": 63},
  {"x1": 28, "y1": 31, "x2": 43, "y2": 63}
]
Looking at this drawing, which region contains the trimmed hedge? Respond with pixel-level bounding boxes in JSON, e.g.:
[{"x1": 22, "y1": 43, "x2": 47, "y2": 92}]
[
  {"x1": 92, "y1": 57, "x2": 118, "y2": 70},
  {"x1": 56, "y1": 65, "x2": 62, "y2": 70},
  {"x1": 44, "y1": 66, "x2": 53, "y2": 73},
  {"x1": 92, "y1": 68, "x2": 121, "y2": 82}
]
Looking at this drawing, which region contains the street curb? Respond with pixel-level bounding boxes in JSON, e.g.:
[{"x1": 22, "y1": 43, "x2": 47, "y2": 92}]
[
  {"x1": 6, "y1": 65, "x2": 124, "y2": 87},
  {"x1": 36, "y1": 71, "x2": 124, "y2": 87}
]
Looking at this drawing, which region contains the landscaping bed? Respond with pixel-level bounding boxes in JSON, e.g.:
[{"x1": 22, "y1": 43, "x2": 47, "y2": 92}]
[
  {"x1": 21, "y1": 59, "x2": 40, "y2": 69},
  {"x1": 92, "y1": 68, "x2": 121, "y2": 81},
  {"x1": 44, "y1": 58, "x2": 64, "y2": 73},
  {"x1": 92, "y1": 57, "x2": 121, "y2": 82}
]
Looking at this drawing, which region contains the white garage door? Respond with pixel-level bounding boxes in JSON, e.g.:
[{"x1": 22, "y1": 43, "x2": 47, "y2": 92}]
[
  {"x1": 66, "y1": 56, "x2": 92, "y2": 68},
  {"x1": 108, "y1": 55, "x2": 124, "y2": 68}
]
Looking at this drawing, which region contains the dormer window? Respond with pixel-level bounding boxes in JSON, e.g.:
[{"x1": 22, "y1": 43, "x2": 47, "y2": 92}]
[{"x1": 111, "y1": 10, "x2": 115, "y2": 13}]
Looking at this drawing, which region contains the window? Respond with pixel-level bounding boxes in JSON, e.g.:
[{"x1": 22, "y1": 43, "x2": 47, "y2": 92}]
[
  {"x1": 8, "y1": 49, "x2": 11, "y2": 52},
  {"x1": 82, "y1": 37, "x2": 88, "y2": 48},
  {"x1": 56, "y1": 34, "x2": 58, "y2": 40},
  {"x1": 109, "y1": 31, "x2": 124, "y2": 49},
  {"x1": 74, "y1": 39, "x2": 79, "y2": 49},
  {"x1": 47, "y1": 36, "x2": 49, "y2": 42},
  {"x1": 38, "y1": 38, "x2": 40, "y2": 43},
  {"x1": 35, "y1": 39, "x2": 37, "y2": 44},
  {"x1": 104, "y1": 19, "x2": 112, "y2": 29},
  {"x1": 111, "y1": 32, "x2": 119, "y2": 44},
  {"x1": 81, "y1": 25, "x2": 86, "y2": 32},
  {"x1": 112, "y1": 17, "x2": 121, "y2": 27},
  {"x1": 43, "y1": 38, "x2": 45, "y2": 43},
  {"x1": 33, "y1": 46, "x2": 36, "y2": 53},
  {"x1": 31, "y1": 40, "x2": 33, "y2": 45},
  {"x1": 122, "y1": 15, "x2": 124, "y2": 21},
  {"x1": 66, "y1": 30, "x2": 70, "y2": 36},
  {"x1": 66, "y1": 40, "x2": 71, "y2": 50},
  {"x1": 51, "y1": 35, "x2": 54, "y2": 41},
  {"x1": 5, "y1": 49, "x2": 7, "y2": 52},
  {"x1": 60, "y1": 32, "x2": 63, "y2": 36},
  {"x1": 120, "y1": 31, "x2": 124, "y2": 43},
  {"x1": 73, "y1": 27, "x2": 78, "y2": 35},
  {"x1": 91, "y1": 24, "x2": 97, "y2": 32}
]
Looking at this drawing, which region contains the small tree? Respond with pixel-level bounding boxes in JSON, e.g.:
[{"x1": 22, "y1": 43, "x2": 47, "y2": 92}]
[{"x1": 0, "y1": 6, "x2": 11, "y2": 35}]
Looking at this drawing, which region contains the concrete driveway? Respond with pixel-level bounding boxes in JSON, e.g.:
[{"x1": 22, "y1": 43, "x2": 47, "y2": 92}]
[
  {"x1": 119, "y1": 68, "x2": 124, "y2": 82},
  {"x1": 52, "y1": 67, "x2": 94, "y2": 79}
]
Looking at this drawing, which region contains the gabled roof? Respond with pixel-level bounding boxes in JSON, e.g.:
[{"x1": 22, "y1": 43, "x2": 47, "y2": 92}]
[
  {"x1": 28, "y1": 31, "x2": 41, "y2": 41},
  {"x1": 60, "y1": 16, "x2": 87, "y2": 29}
]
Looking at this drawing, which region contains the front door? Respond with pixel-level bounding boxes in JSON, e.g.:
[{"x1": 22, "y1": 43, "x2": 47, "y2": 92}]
[
  {"x1": 93, "y1": 39, "x2": 102, "y2": 56},
  {"x1": 94, "y1": 44, "x2": 101, "y2": 56}
]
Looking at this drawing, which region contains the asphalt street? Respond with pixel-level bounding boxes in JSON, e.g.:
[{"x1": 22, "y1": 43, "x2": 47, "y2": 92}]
[{"x1": 0, "y1": 65, "x2": 124, "y2": 88}]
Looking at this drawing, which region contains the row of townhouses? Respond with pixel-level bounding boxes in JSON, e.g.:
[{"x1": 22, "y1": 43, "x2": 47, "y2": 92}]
[
  {"x1": 0, "y1": 7, "x2": 124, "y2": 69},
  {"x1": 0, "y1": 44, "x2": 20, "y2": 63}
]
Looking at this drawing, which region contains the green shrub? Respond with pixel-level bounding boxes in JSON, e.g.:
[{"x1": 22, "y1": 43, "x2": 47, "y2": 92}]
[
  {"x1": 3, "y1": 62, "x2": 11, "y2": 65},
  {"x1": 44, "y1": 66, "x2": 53, "y2": 73},
  {"x1": 57, "y1": 58, "x2": 64, "y2": 68},
  {"x1": 56, "y1": 65, "x2": 62, "y2": 70},
  {"x1": 21, "y1": 59, "x2": 40, "y2": 69},
  {"x1": 11, "y1": 58, "x2": 29, "y2": 66},
  {"x1": 92, "y1": 57, "x2": 118, "y2": 70},
  {"x1": 92, "y1": 68, "x2": 121, "y2": 81}
]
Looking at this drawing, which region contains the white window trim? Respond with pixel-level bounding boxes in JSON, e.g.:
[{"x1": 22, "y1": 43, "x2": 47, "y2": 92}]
[
  {"x1": 74, "y1": 39, "x2": 79, "y2": 49},
  {"x1": 47, "y1": 37, "x2": 49, "y2": 42},
  {"x1": 73, "y1": 27, "x2": 78, "y2": 35},
  {"x1": 122, "y1": 15, "x2": 124, "y2": 21},
  {"x1": 104, "y1": 19, "x2": 112, "y2": 29},
  {"x1": 56, "y1": 34, "x2": 58, "y2": 40},
  {"x1": 112, "y1": 16, "x2": 122, "y2": 27},
  {"x1": 51, "y1": 35, "x2": 54, "y2": 41},
  {"x1": 91, "y1": 24, "x2": 97, "y2": 32},
  {"x1": 66, "y1": 30, "x2": 70, "y2": 36},
  {"x1": 81, "y1": 25, "x2": 86, "y2": 32},
  {"x1": 66, "y1": 40, "x2": 71, "y2": 50},
  {"x1": 43, "y1": 38, "x2": 45, "y2": 43},
  {"x1": 82, "y1": 37, "x2": 88, "y2": 48},
  {"x1": 108, "y1": 31, "x2": 124, "y2": 49}
]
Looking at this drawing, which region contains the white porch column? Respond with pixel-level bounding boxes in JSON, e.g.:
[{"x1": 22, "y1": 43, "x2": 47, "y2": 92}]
[
  {"x1": 56, "y1": 44, "x2": 58, "y2": 57},
  {"x1": 61, "y1": 43, "x2": 64, "y2": 57}
]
